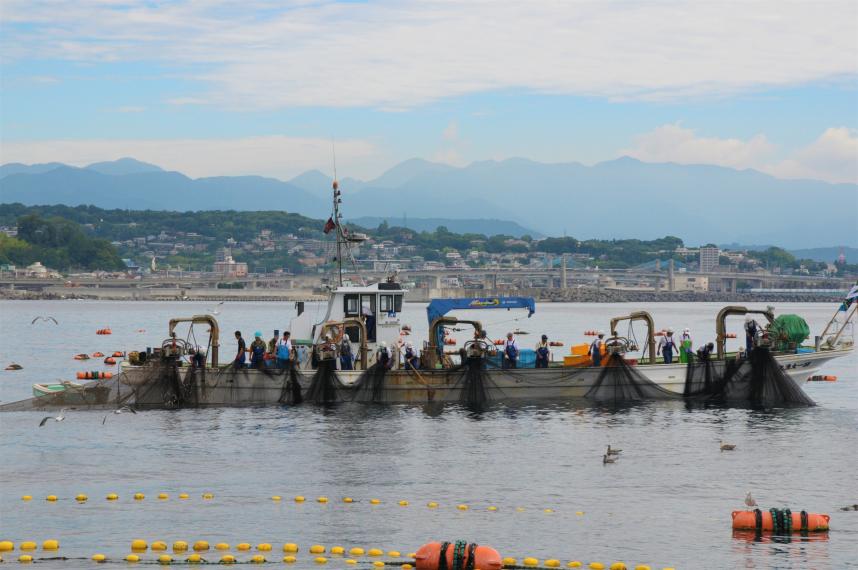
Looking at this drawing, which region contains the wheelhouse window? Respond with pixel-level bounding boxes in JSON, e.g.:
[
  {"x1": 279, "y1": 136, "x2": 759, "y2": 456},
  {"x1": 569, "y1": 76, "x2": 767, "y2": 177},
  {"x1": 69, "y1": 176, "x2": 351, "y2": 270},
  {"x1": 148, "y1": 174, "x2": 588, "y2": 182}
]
[
  {"x1": 344, "y1": 294, "x2": 359, "y2": 316},
  {"x1": 380, "y1": 294, "x2": 394, "y2": 313},
  {"x1": 394, "y1": 294, "x2": 403, "y2": 313}
]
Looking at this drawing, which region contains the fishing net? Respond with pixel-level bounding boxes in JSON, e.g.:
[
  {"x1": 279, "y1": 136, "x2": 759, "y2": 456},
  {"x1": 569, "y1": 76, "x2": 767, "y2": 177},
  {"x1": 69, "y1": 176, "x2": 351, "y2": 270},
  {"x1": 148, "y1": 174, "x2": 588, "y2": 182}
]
[
  {"x1": 584, "y1": 352, "x2": 680, "y2": 403},
  {"x1": 277, "y1": 362, "x2": 305, "y2": 405},
  {"x1": 305, "y1": 359, "x2": 346, "y2": 404},
  {"x1": 351, "y1": 362, "x2": 390, "y2": 403},
  {"x1": 444, "y1": 353, "x2": 505, "y2": 412}
]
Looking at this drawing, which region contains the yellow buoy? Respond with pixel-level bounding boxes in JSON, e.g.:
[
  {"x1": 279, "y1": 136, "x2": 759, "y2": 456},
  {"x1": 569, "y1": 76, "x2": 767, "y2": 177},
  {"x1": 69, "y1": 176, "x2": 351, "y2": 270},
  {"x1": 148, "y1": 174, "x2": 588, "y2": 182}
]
[
  {"x1": 345, "y1": 560, "x2": 357, "y2": 565},
  {"x1": 202, "y1": 493, "x2": 214, "y2": 500},
  {"x1": 343, "y1": 497, "x2": 354, "y2": 503},
  {"x1": 576, "y1": 511, "x2": 585, "y2": 516},
  {"x1": 589, "y1": 564, "x2": 605, "y2": 570},
  {"x1": 427, "y1": 502, "x2": 439, "y2": 508},
  {"x1": 258, "y1": 544, "x2": 273, "y2": 552},
  {"x1": 272, "y1": 496, "x2": 282, "y2": 501},
  {"x1": 388, "y1": 551, "x2": 401, "y2": 557},
  {"x1": 399, "y1": 500, "x2": 409, "y2": 506},
  {"x1": 373, "y1": 562, "x2": 385, "y2": 568},
  {"x1": 0, "y1": 542, "x2": 14, "y2": 552},
  {"x1": 179, "y1": 493, "x2": 189, "y2": 500},
  {"x1": 21, "y1": 495, "x2": 32, "y2": 501},
  {"x1": 158, "y1": 554, "x2": 172, "y2": 565},
  {"x1": 126, "y1": 554, "x2": 140, "y2": 563},
  {"x1": 158, "y1": 493, "x2": 169, "y2": 500},
  {"x1": 251, "y1": 554, "x2": 266, "y2": 564},
  {"x1": 402, "y1": 565, "x2": 413, "y2": 570},
  {"x1": 220, "y1": 554, "x2": 235, "y2": 564},
  {"x1": 502, "y1": 557, "x2": 517, "y2": 566},
  {"x1": 20, "y1": 542, "x2": 36, "y2": 551},
  {"x1": 131, "y1": 540, "x2": 147, "y2": 551},
  {"x1": 370, "y1": 499, "x2": 381, "y2": 505},
  {"x1": 515, "y1": 507, "x2": 525, "y2": 512},
  {"x1": 92, "y1": 553, "x2": 107, "y2": 563},
  {"x1": 193, "y1": 541, "x2": 209, "y2": 552},
  {"x1": 18, "y1": 555, "x2": 33, "y2": 563},
  {"x1": 317, "y1": 496, "x2": 329, "y2": 503},
  {"x1": 283, "y1": 555, "x2": 297, "y2": 563},
  {"x1": 331, "y1": 547, "x2": 345, "y2": 555},
  {"x1": 46, "y1": 495, "x2": 57, "y2": 502},
  {"x1": 106, "y1": 493, "x2": 119, "y2": 501},
  {"x1": 523, "y1": 558, "x2": 539, "y2": 567},
  {"x1": 544, "y1": 508, "x2": 555, "y2": 514},
  {"x1": 75, "y1": 494, "x2": 88, "y2": 502},
  {"x1": 152, "y1": 541, "x2": 168, "y2": 551},
  {"x1": 368, "y1": 549, "x2": 383, "y2": 557},
  {"x1": 545, "y1": 560, "x2": 561, "y2": 568},
  {"x1": 567, "y1": 563, "x2": 583, "y2": 568},
  {"x1": 457, "y1": 504, "x2": 468, "y2": 511},
  {"x1": 609, "y1": 564, "x2": 627, "y2": 570},
  {"x1": 42, "y1": 539, "x2": 59, "y2": 551},
  {"x1": 237, "y1": 544, "x2": 251, "y2": 551},
  {"x1": 294, "y1": 496, "x2": 305, "y2": 503},
  {"x1": 187, "y1": 554, "x2": 202, "y2": 563},
  {"x1": 215, "y1": 543, "x2": 230, "y2": 551},
  {"x1": 349, "y1": 548, "x2": 365, "y2": 556},
  {"x1": 487, "y1": 506, "x2": 498, "y2": 512},
  {"x1": 134, "y1": 493, "x2": 145, "y2": 501},
  {"x1": 407, "y1": 553, "x2": 417, "y2": 559},
  {"x1": 310, "y1": 545, "x2": 326, "y2": 554},
  {"x1": 634, "y1": 566, "x2": 651, "y2": 570},
  {"x1": 283, "y1": 544, "x2": 299, "y2": 553},
  {"x1": 173, "y1": 541, "x2": 188, "y2": 552},
  {"x1": 315, "y1": 557, "x2": 328, "y2": 564}
]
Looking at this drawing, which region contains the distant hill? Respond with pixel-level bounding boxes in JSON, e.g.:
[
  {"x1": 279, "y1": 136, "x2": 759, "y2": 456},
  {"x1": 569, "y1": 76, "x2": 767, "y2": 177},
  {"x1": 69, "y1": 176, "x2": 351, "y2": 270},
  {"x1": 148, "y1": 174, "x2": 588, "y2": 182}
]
[
  {"x1": 347, "y1": 216, "x2": 542, "y2": 238},
  {"x1": 0, "y1": 162, "x2": 67, "y2": 177},
  {"x1": 788, "y1": 246, "x2": 858, "y2": 263},
  {"x1": 0, "y1": 160, "x2": 328, "y2": 218},
  {"x1": 2, "y1": 156, "x2": 856, "y2": 247}
]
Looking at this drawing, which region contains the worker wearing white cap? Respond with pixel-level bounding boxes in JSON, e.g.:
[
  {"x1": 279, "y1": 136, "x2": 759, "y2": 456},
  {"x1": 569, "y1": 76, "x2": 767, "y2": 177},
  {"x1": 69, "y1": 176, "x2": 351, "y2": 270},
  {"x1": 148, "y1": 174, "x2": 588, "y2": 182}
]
[
  {"x1": 589, "y1": 331, "x2": 605, "y2": 367},
  {"x1": 658, "y1": 327, "x2": 677, "y2": 364},
  {"x1": 679, "y1": 328, "x2": 693, "y2": 363}
]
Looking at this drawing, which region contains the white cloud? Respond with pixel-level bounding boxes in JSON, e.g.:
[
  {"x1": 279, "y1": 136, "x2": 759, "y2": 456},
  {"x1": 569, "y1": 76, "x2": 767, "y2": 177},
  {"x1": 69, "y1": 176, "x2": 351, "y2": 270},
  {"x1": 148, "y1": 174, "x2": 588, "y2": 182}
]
[
  {"x1": 0, "y1": 135, "x2": 388, "y2": 180},
  {"x1": 1, "y1": 1, "x2": 855, "y2": 109},
  {"x1": 622, "y1": 124, "x2": 776, "y2": 170},
  {"x1": 623, "y1": 124, "x2": 858, "y2": 184}
]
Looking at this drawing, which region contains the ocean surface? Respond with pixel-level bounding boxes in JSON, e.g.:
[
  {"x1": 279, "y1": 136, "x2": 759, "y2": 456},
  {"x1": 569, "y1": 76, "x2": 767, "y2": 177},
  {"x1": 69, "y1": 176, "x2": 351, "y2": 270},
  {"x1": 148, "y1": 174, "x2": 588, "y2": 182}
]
[{"x1": 1, "y1": 300, "x2": 856, "y2": 569}]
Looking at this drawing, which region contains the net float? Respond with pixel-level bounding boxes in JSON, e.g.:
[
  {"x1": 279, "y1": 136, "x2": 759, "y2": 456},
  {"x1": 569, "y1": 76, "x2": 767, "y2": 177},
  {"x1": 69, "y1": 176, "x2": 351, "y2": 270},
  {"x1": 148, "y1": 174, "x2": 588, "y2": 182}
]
[
  {"x1": 731, "y1": 510, "x2": 829, "y2": 532},
  {"x1": 415, "y1": 541, "x2": 501, "y2": 570}
]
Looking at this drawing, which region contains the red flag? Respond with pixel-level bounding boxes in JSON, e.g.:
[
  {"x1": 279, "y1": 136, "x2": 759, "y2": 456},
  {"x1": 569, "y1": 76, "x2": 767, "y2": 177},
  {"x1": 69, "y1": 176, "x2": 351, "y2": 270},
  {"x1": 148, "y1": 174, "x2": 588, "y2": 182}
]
[{"x1": 323, "y1": 217, "x2": 336, "y2": 234}]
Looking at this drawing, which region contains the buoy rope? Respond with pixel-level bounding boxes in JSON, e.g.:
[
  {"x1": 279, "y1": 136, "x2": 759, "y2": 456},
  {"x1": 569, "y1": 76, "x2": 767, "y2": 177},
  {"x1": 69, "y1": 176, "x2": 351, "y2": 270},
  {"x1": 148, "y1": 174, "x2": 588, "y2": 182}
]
[
  {"x1": 753, "y1": 508, "x2": 763, "y2": 532},
  {"x1": 784, "y1": 508, "x2": 792, "y2": 534},
  {"x1": 438, "y1": 542, "x2": 450, "y2": 570},
  {"x1": 800, "y1": 510, "x2": 809, "y2": 532},
  {"x1": 465, "y1": 543, "x2": 477, "y2": 570},
  {"x1": 451, "y1": 540, "x2": 466, "y2": 570}
]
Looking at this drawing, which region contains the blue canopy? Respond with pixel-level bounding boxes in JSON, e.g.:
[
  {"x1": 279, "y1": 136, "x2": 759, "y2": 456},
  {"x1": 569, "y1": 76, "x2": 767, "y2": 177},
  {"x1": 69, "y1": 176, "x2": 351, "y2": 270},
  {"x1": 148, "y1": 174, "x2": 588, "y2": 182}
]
[{"x1": 427, "y1": 296, "x2": 536, "y2": 325}]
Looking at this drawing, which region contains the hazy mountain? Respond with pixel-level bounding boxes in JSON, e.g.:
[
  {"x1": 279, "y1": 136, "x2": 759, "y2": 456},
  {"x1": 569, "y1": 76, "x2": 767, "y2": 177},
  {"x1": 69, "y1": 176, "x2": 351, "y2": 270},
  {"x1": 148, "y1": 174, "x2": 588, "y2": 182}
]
[
  {"x1": 85, "y1": 157, "x2": 163, "y2": 175},
  {"x1": 347, "y1": 216, "x2": 542, "y2": 238},
  {"x1": 0, "y1": 164, "x2": 328, "y2": 216},
  {"x1": 2, "y1": 156, "x2": 856, "y2": 247},
  {"x1": 0, "y1": 162, "x2": 67, "y2": 177},
  {"x1": 788, "y1": 246, "x2": 857, "y2": 263}
]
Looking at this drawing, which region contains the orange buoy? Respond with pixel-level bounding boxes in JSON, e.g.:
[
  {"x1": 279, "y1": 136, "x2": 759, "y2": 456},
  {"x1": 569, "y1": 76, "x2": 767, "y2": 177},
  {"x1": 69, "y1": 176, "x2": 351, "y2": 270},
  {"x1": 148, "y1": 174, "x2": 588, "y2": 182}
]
[
  {"x1": 104, "y1": 357, "x2": 116, "y2": 365},
  {"x1": 726, "y1": 332, "x2": 737, "y2": 339},
  {"x1": 74, "y1": 353, "x2": 90, "y2": 360},
  {"x1": 444, "y1": 338, "x2": 457, "y2": 345},
  {"x1": 112, "y1": 351, "x2": 125, "y2": 358},
  {"x1": 584, "y1": 330, "x2": 597, "y2": 336},
  {"x1": 96, "y1": 328, "x2": 113, "y2": 335},
  {"x1": 494, "y1": 340, "x2": 504, "y2": 346},
  {"x1": 103, "y1": 372, "x2": 112, "y2": 379},
  {"x1": 549, "y1": 341, "x2": 564, "y2": 347},
  {"x1": 808, "y1": 375, "x2": 837, "y2": 382},
  {"x1": 731, "y1": 510, "x2": 830, "y2": 532},
  {"x1": 77, "y1": 371, "x2": 86, "y2": 379},
  {"x1": 92, "y1": 352, "x2": 105, "y2": 358},
  {"x1": 415, "y1": 542, "x2": 501, "y2": 570}
]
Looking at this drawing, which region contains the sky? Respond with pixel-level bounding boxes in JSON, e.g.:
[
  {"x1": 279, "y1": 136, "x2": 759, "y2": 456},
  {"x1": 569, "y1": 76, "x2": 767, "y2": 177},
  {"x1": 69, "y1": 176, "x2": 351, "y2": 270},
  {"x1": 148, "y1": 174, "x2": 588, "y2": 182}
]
[{"x1": 1, "y1": 0, "x2": 857, "y2": 184}]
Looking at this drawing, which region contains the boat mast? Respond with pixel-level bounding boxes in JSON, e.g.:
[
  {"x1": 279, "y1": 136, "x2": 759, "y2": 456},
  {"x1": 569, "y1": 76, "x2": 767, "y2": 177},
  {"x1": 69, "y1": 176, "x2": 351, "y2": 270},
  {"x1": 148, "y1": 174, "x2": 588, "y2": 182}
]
[{"x1": 333, "y1": 179, "x2": 344, "y2": 287}]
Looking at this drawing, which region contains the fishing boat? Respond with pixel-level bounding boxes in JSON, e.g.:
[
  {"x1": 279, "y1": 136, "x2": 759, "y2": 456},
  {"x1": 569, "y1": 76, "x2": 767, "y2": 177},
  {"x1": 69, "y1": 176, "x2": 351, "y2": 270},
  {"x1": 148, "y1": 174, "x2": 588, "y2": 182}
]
[{"x1": 1, "y1": 180, "x2": 854, "y2": 411}]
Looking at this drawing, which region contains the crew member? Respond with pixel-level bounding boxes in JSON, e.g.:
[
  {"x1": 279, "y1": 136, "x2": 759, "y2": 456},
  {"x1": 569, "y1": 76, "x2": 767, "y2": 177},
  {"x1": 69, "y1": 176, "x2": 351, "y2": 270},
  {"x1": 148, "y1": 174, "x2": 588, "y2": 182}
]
[
  {"x1": 249, "y1": 331, "x2": 267, "y2": 369},
  {"x1": 276, "y1": 331, "x2": 293, "y2": 369},
  {"x1": 744, "y1": 316, "x2": 758, "y2": 355},
  {"x1": 658, "y1": 328, "x2": 678, "y2": 364},
  {"x1": 535, "y1": 334, "x2": 550, "y2": 368},
  {"x1": 696, "y1": 342, "x2": 715, "y2": 362},
  {"x1": 589, "y1": 331, "x2": 605, "y2": 367},
  {"x1": 318, "y1": 334, "x2": 338, "y2": 362},
  {"x1": 502, "y1": 332, "x2": 519, "y2": 369},
  {"x1": 268, "y1": 330, "x2": 280, "y2": 356},
  {"x1": 233, "y1": 330, "x2": 246, "y2": 369},
  {"x1": 377, "y1": 341, "x2": 392, "y2": 369},
  {"x1": 340, "y1": 334, "x2": 354, "y2": 370},
  {"x1": 403, "y1": 342, "x2": 420, "y2": 370},
  {"x1": 679, "y1": 328, "x2": 694, "y2": 363}
]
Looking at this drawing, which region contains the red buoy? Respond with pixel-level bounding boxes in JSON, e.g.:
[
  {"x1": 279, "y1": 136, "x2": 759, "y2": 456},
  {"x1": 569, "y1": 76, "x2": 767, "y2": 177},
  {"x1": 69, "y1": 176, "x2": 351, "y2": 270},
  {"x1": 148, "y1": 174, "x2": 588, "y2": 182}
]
[
  {"x1": 731, "y1": 510, "x2": 830, "y2": 531},
  {"x1": 415, "y1": 542, "x2": 501, "y2": 570}
]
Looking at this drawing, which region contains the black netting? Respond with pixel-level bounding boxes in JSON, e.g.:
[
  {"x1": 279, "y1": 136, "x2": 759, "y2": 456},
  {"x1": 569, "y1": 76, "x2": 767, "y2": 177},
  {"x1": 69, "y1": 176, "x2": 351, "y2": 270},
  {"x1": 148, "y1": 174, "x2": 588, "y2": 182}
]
[
  {"x1": 444, "y1": 355, "x2": 505, "y2": 412},
  {"x1": 277, "y1": 362, "x2": 305, "y2": 405},
  {"x1": 351, "y1": 362, "x2": 390, "y2": 403},
  {"x1": 305, "y1": 359, "x2": 345, "y2": 404},
  {"x1": 585, "y1": 352, "x2": 680, "y2": 403}
]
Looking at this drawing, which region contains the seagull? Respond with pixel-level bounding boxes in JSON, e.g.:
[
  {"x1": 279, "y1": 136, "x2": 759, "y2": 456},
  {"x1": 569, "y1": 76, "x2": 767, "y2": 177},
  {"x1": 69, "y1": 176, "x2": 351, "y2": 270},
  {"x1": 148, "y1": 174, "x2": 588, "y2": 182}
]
[
  {"x1": 745, "y1": 492, "x2": 757, "y2": 507},
  {"x1": 607, "y1": 444, "x2": 622, "y2": 456},
  {"x1": 39, "y1": 409, "x2": 67, "y2": 427},
  {"x1": 720, "y1": 440, "x2": 736, "y2": 451},
  {"x1": 603, "y1": 454, "x2": 617, "y2": 464},
  {"x1": 207, "y1": 301, "x2": 225, "y2": 315},
  {"x1": 31, "y1": 316, "x2": 59, "y2": 325},
  {"x1": 102, "y1": 406, "x2": 137, "y2": 425}
]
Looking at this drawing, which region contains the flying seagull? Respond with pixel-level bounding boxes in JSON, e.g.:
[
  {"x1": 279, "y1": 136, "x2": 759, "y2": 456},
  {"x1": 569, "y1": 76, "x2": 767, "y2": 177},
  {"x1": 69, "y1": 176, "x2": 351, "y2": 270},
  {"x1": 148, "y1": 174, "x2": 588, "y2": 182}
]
[
  {"x1": 31, "y1": 316, "x2": 59, "y2": 325},
  {"x1": 207, "y1": 301, "x2": 225, "y2": 315},
  {"x1": 39, "y1": 409, "x2": 67, "y2": 427},
  {"x1": 103, "y1": 406, "x2": 137, "y2": 425}
]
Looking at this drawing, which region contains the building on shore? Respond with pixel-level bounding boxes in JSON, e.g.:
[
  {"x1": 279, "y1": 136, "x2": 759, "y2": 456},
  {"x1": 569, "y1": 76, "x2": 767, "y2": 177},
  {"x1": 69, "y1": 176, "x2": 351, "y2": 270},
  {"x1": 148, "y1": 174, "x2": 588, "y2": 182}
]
[
  {"x1": 212, "y1": 256, "x2": 248, "y2": 277},
  {"x1": 699, "y1": 246, "x2": 720, "y2": 272}
]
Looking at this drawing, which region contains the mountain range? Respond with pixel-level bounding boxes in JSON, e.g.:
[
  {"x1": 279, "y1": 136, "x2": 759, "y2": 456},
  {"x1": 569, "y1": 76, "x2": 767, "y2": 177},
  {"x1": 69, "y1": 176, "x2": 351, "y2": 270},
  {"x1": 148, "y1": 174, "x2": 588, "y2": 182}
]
[{"x1": 1, "y1": 156, "x2": 856, "y2": 247}]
